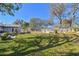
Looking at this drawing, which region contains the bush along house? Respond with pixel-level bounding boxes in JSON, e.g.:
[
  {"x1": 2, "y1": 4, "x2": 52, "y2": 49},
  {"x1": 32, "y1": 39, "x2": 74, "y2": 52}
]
[{"x1": 0, "y1": 24, "x2": 22, "y2": 34}]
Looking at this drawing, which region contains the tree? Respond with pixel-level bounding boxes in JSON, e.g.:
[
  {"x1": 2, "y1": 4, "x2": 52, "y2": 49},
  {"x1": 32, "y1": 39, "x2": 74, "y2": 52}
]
[
  {"x1": 13, "y1": 19, "x2": 29, "y2": 32},
  {"x1": 51, "y1": 4, "x2": 79, "y2": 28},
  {"x1": 47, "y1": 19, "x2": 53, "y2": 26},
  {"x1": 29, "y1": 18, "x2": 43, "y2": 30},
  {"x1": 41, "y1": 19, "x2": 53, "y2": 29},
  {"x1": 29, "y1": 18, "x2": 53, "y2": 30},
  {"x1": 21, "y1": 21, "x2": 29, "y2": 32},
  {"x1": 13, "y1": 19, "x2": 23, "y2": 25},
  {"x1": 50, "y1": 3, "x2": 66, "y2": 29},
  {"x1": 51, "y1": 4, "x2": 65, "y2": 20},
  {"x1": 0, "y1": 3, "x2": 22, "y2": 16},
  {"x1": 70, "y1": 4, "x2": 79, "y2": 28}
]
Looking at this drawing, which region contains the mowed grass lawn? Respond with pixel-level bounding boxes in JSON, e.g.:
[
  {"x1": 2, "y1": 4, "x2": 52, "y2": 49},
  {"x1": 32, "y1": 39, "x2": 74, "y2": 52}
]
[{"x1": 0, "y1": 33, "x2": 79, "y2": 56}]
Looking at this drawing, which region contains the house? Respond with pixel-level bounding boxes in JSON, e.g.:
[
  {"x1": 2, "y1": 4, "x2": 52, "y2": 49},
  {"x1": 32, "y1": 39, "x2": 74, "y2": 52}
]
[
  {"x1": 53, "y1": 18, "x2": 79, "y2": 33},
  {"x1": 41, "y1": 28, "x2": 53, "y2": 33},
  {"x1": 53, "y1": 19, "x2": 74, "y2": 32},
  {"x1": 0, "y1": 24, "x2": 22, "y2": 34}
]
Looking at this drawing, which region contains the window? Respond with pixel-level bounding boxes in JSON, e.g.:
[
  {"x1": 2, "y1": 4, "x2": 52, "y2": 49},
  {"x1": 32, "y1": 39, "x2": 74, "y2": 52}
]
[{"x1": 12, "y1": 28, "x2": 14, "y2": 32}]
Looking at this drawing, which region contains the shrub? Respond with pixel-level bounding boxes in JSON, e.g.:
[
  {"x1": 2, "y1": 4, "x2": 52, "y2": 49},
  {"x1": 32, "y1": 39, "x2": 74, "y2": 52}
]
[
  {"x1": 54, "y1": 29, "x2": 58, "y2": 34},
  {"x1": 1, "y1": 32, "x2": 9, "y2": 40},
  {"x1": 63, "y1": 34, "x2": 70, "y2": 42},
  {"x1": 33, "y1": 34, "x2": 60, "y2": 48},
  {"x1": 12, "y1": 32, "x2": 17, "y2": 35}
]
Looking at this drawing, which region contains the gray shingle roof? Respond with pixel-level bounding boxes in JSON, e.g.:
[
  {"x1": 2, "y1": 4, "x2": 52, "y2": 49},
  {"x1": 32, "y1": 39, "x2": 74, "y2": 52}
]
[{"x1": 0, "y1": 24, "x2": 19, "y2": 28}]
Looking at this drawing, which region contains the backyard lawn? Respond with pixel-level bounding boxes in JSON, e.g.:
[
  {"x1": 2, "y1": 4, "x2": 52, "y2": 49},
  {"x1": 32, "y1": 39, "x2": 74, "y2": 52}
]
[{"x1": 0, "y1": 33, "x2": 79, "y2": 56}]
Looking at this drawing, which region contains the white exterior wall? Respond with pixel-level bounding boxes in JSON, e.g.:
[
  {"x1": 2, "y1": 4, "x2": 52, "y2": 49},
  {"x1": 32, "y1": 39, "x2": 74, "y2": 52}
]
[
  {"x1": 0, "y1": 24, "x2": 22, "y2": 33},
  {"x1": 17, "y1": 26, "x2": 22, "y2": 33},
  {"x1": 0, "y1": 27, "x2": 21, "y2": 33},
  {"x1": 4, "y1": 28, "x2": 12, "y2": 33},
  {"x1": 0, "y1": 27, "x2": 3, "y2": 31}
]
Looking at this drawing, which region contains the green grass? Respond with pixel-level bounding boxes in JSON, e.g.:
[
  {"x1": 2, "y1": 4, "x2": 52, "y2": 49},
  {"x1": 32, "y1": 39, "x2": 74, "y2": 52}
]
[{"x1": 0, "y1": 33, "x2": 79, "y2": 56}]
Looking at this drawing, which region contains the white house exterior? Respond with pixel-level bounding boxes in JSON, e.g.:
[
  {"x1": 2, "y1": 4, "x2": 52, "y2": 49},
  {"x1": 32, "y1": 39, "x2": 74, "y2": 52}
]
[{"x1": 0, "y1": 24, "x2": 22, "y2": 33}]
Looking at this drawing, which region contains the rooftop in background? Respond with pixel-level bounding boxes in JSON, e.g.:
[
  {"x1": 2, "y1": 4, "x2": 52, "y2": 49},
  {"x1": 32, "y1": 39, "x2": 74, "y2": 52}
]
[{"x1": 0, "y1": 24, "x2": 20, "y2": 28}]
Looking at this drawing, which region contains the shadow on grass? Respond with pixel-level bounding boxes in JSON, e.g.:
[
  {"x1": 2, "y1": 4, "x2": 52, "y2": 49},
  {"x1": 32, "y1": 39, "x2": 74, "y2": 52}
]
[
  {"x1": 1, "y1": 33, "x2": 79, "y2": 56},
  {"x1": 0, "y1": 42, "x2": 69, "y2": 56},
  {"x1": 5, "y1": 41, "x2": 70, "y2": 56},
  {"x1": 66, "y1": 52, "x2": 79, "y2": 56}
]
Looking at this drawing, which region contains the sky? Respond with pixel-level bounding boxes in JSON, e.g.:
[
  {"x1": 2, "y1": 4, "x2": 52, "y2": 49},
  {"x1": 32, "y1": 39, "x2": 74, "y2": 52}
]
[
  {"x1": 0, "y1": 3, "x2": 50, "y2": 24},
  {"x1": 0, "y1": 3, "x2": 79, "y2": 25}
]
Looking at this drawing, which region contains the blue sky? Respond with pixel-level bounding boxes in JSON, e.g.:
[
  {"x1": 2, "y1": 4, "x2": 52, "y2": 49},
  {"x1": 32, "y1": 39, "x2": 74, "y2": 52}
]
[
  {"x1": 1, "y1": 3, "x2": 79, "y2": 25},
  {"x1": 0, "y1": 3, "x2": 50, "y2": 24}
]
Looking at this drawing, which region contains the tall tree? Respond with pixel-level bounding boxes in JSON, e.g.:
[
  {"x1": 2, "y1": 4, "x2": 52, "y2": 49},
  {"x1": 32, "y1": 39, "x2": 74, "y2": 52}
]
[
  {"x1": 29, "y1": 18, "x2": 53, "y2": 30},
  {"x1": 50, "y1": 3, "x2": 65, "y2": 28},
  {"x1": 29, "y1": 18, "x2": 43, "y2": 30},
  {"x1": 13, "y1": 19, "x2": 23, "y2": 25},
  {"x1": 0, "y1": 3, "x2": 22, "y2": 16},
  {"x1": 47, "y1": 19, "x2": 53, "y2": 25},
  {"x1": 13, "y1": 19, "x2": 29, "y2": 32},
  {"x1": 70, "y1": 4, "x2": 79, "y2": 28},
  {"x1": 21, "y1": 21, "x2": 29, "y2": 32},
  {"x1": 51, "y1": 4, "x2": 65, "y2": 20}
]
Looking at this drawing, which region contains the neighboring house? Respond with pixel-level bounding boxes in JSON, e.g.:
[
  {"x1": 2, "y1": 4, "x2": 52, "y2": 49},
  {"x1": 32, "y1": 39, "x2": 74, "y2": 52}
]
[
  {"x1": 29, "y1": 27, "x2": 53, "y2": 33},
  {"x1": 0, "y1": 24, "x2": 22, "y2": 33},
  {"x1": 53, "y1": 19, "x2": 79, "y2": 32},
  {"x1": 41, "y1": 28, "x2": 53, "y2": 33},
  {"x1": 53, "y1": 19, "x2": 73, "y2": 32}
]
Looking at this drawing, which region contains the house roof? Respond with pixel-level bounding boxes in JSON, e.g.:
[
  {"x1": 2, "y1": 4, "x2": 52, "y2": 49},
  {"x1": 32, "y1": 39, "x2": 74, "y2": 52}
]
[{"x1": 0, "y1": 24, "x2": 20, "y2": 28}]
